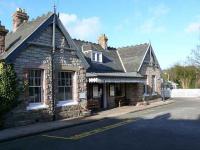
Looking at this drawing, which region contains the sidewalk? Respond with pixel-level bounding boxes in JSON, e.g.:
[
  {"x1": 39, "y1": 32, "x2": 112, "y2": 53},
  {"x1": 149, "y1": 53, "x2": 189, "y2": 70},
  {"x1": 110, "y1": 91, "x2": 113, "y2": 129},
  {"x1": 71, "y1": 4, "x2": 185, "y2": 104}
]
[{"x1": 0, "y1": 99, "x2": 174, "y2": 142}]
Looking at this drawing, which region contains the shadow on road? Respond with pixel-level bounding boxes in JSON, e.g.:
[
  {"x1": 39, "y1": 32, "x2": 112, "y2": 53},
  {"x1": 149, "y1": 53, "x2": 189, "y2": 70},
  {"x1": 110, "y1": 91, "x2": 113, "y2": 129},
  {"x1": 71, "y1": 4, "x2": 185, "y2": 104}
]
[{"x1": 1, "y1": 112, "x2": 200, "y2": 150}]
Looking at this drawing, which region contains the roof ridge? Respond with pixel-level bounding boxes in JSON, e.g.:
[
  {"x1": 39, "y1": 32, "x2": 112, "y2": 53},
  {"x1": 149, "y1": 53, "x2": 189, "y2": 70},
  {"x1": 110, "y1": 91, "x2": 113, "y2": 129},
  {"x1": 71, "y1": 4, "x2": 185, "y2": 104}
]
[
  {"x1": 73, "y1": 38, "x2": 117, "y2": 50},
  {"x1": 117, "y1": 43, "x2": 149, "y2": 49},
  {"x1": 29, "y1": 12, "x2": 53, "y2": 24},
  {"x1": 73, "y1": 38, "x2": 98, "y2": 45},
  {"x1": 7, "y1": 12, "x2": 53, "y2": 35}
]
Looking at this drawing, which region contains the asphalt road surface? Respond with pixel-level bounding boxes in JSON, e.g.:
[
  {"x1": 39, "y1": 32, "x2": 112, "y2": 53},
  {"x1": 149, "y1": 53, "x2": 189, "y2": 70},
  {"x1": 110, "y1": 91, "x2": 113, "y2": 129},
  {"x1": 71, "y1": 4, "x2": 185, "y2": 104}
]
[{"x1": 1, "y1": 98, "x2": 200, "y2": 150}]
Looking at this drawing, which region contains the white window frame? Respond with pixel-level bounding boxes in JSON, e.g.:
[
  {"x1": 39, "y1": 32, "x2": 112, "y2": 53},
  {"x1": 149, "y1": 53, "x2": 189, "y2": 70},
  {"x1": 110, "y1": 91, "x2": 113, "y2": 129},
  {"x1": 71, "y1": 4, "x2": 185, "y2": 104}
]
[
  {"x1": 91, "y1": 51, "x2": 103, "y2": 63},
  {"x1": 27, "y1": 69, "x2": 48, "y2": 110},
  {"x1": 143, "y1": 75, "x2": 149, "y2": 96},
  {"x1": 152, "y1": 75, "x2": 157, "y2": 95},
  {"x1": 57, "y1": 71, "x2": 73, "y2": 101},
  {"x1": 28, "y1": 69, "x2": 43, "y2": 103},
  {"x1": 57, "y1": 71, "x2": 78, "y2": 107}
]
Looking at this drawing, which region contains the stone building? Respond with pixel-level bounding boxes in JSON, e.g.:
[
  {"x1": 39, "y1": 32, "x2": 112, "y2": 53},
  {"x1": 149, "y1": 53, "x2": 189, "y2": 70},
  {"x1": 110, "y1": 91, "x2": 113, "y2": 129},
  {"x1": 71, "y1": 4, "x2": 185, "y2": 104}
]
[
  {"x1": 0, "y1": 9, "x2": 162, "y2": 127},
  {"x1": 74, "y1": 35, "x2": 161, "y2": 110},
  {"x1": 0, "y1": 9, "x2": 89, "y2": 127}
]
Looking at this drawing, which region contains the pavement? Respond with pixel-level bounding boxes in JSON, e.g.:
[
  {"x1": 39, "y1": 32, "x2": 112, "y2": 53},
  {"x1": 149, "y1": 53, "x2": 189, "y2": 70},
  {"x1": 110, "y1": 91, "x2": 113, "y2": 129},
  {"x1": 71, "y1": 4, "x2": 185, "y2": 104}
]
[{"x1": 0, "y1": 99, "x2": 174, "y2": 142}]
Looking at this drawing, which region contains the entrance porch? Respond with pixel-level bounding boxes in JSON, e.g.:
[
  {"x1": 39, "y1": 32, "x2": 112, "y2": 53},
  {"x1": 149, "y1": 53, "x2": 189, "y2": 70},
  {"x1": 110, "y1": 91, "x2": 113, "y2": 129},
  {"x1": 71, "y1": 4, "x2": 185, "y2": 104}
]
[{"x1": 86, "y1": 72, "x2": 146, "y2": 111}]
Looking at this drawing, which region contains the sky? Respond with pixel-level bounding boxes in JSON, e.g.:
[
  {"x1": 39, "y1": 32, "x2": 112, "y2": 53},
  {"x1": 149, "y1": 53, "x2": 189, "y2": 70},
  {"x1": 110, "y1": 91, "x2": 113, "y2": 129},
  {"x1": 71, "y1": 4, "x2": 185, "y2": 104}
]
[{"x1": 0, "y1": 0, "x2": 200, "y2": 69}]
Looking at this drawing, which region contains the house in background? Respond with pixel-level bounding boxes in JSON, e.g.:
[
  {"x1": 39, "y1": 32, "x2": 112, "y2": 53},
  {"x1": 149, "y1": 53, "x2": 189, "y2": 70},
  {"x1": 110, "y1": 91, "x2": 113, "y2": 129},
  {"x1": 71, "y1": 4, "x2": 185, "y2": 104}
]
[
  {"x1": 0, "y1": 9, "x2": 89, "y2": 127},
  {"x1": 0, "y1": 8, "x2": 162, "y2": 127},
  {"x1": 75, "y1": 34, "x2": 162, "y2": 110}
]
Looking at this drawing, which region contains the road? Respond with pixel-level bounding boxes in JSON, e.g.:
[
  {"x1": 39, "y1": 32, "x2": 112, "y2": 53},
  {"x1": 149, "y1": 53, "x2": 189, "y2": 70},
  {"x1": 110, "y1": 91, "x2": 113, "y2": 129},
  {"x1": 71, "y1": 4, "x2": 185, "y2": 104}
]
[{"x1": 1, "y1": 98, "x2": 200, "y2": 150}]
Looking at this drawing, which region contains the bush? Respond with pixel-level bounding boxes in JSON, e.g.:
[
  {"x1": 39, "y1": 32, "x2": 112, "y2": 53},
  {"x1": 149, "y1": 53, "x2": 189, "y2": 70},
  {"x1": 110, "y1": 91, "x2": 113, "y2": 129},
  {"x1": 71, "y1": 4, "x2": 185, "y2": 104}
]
[{"x1": 0, "y1": 62, "x2": 19, "y2": 127}]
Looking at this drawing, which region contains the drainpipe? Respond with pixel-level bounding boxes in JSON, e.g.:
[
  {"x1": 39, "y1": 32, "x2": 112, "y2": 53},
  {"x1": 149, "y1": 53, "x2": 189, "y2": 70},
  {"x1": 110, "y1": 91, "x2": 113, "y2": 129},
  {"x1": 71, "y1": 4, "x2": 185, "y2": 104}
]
[{"x1": 52, "y1": 6, "x2": 56, "y2": 121}]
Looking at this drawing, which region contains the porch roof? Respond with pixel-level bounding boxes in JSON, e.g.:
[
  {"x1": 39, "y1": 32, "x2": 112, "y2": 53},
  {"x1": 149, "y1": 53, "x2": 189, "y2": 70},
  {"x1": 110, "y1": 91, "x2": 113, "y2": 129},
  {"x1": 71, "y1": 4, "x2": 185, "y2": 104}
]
[{"x1": 86, "y1": 72, "x2": 145, "y2": 83}]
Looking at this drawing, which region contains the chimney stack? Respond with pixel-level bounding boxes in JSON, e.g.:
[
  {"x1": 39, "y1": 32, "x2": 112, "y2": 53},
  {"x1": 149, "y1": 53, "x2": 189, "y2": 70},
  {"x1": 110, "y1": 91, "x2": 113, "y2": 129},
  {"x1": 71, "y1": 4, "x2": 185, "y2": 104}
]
[
  {"x1": 0, "y1": 21, "x2": 8, "y2": 54},
  {"x1": 98, "y1": 34, "x2": 108, "y2": 50},
  {"x1": 12, "y1": 8, "x2": 29, "y2": 32}
]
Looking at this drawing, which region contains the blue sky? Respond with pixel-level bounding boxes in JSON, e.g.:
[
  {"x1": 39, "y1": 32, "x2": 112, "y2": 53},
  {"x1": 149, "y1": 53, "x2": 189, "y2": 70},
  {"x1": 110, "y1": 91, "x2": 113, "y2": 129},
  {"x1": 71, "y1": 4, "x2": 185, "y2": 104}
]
[{"x1": 0, "y1": 0, "x2": 200, "y2": 69}]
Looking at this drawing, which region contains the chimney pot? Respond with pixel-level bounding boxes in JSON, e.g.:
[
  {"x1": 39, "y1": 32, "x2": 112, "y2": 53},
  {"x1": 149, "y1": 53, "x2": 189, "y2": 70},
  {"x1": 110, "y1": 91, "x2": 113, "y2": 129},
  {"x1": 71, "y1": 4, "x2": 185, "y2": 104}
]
[
  {"x1": 98, "y1": 34, "x2": 108, "y2": 50},
  {"x1": 12, "y1": 8, "x2": 29, "y2": 32}
]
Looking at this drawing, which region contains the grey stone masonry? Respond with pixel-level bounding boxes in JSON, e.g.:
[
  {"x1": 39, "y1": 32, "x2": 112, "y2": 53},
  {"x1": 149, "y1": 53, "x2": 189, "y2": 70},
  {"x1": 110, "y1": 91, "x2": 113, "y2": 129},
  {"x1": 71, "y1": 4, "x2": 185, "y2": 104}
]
[
  {"x1": 140, "y1": 62, "x2": 161, "y2": 100},
  {"x1": 4, "y1": 24, "x2": 87, "y2": 128}
]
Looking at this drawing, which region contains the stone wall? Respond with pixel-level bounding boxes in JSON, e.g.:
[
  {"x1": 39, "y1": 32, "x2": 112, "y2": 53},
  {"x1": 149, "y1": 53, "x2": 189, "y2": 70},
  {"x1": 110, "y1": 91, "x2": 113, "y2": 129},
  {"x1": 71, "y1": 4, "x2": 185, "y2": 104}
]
[
  {"x1": 126, "y1": 83, "x2": 143, "y2": 105},
  {"x1": 140, "y1": 62, "x2": 162, "y2": 100},
  {"x1": 4, "y1": 25, "x2": 87, "y2": 128}
]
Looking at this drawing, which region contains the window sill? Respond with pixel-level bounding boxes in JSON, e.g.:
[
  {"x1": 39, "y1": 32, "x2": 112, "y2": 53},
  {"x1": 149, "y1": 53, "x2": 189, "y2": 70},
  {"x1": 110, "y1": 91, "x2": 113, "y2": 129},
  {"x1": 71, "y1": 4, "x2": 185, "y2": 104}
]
[
  {"x1": 56, "y1": 100, "x2": 78, "y2": 107},
  {"x1": 27, "y1": 103, "x2": 48, "y2": 111}
]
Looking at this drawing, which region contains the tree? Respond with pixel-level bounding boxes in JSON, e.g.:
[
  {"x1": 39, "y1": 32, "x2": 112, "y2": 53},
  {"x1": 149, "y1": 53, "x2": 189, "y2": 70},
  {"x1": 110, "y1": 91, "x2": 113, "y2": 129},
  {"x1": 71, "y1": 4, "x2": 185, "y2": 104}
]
[
  {"x1": 188, "y1": 45, "x2": 200, "y2": 67},
  {"x1": 163, "y1": 65, "x2": 200, "y2": 89}
]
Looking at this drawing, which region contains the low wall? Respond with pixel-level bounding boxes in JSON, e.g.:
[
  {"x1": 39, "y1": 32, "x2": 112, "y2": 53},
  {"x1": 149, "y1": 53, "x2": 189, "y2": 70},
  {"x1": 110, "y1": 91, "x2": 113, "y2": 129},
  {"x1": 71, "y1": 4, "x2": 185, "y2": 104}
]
[{"x1": 171, "y1": 89, "x2": 200, "y2": 98}]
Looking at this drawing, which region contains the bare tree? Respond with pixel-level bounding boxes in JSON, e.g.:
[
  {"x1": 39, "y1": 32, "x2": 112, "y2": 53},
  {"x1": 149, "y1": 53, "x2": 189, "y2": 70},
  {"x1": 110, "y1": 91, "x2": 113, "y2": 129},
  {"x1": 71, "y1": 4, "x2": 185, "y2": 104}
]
[{"x1": 188, "y1": 45, "x2": 200, "y2": 67}]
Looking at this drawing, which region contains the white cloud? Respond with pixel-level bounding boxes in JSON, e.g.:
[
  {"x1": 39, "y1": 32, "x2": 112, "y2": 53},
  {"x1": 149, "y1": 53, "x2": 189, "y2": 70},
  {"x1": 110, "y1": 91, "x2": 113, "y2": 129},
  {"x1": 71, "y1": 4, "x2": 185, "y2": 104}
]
[
  {"x1": 150, "y1": 4, "x2": 170, "y2": 18},
  {"x1": 60, "y1": 13, "x2": 101, "y2": 41},
  {"x1": 60, "y1": 13, "x2": 77, "y2": 25},
  {"x1": 140, "y1": 20, "x2": 166, "y2": 33},
  {"x1": 139, "y1": 4, "x2": 169, "y2": 34},
  {"x1": 185, "y1": 22, "x2": 200, "y2": 33}
]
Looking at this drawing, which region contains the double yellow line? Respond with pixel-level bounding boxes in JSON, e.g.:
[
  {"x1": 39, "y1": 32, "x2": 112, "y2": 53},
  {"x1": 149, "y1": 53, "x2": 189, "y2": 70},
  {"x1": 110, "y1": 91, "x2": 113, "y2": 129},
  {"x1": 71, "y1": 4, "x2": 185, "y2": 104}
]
[{"x1": 42, "y1": 119, "x2": 135, "y2": 140}]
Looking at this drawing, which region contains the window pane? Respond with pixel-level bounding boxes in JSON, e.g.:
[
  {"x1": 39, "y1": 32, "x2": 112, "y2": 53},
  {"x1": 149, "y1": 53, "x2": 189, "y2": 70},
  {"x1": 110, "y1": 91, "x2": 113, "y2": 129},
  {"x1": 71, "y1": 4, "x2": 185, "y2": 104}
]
[
  {"x1": 58, "y1": 72, "x2": 73, "y2": 101},
  {"x1": 61, "y1": 72, "x2": 65, "y2": 78},
  {"x1": 29, "y1": 87, "x2": 34, "y2": 97},
  {"x1": 35, "y1": 78, "x2": 41, "y2": 86},
  {"x1": 29, "y1": 87, "x2": 34, "y2": 103},
  {"x1": 58, "y1": 87, "x2": 64, "y2": 100},
  {"x1": 61, "y1": 79, "x2": 65, "y2": 86},
  {"x1": 97, "y1": 53, "x2": 99, "y2": 62},
  {"x1": 65, "y1": 87, "x2": 72, "y2": 99},
  {"x1": 35, "y1": 87, "x2": 41, "y2": 102},
  {"x1": 29, "y1": 78, "x2": 33, "y2": 86},
  {"x1": 28, "y1": 70, "x2": 42, "y2": 103}
]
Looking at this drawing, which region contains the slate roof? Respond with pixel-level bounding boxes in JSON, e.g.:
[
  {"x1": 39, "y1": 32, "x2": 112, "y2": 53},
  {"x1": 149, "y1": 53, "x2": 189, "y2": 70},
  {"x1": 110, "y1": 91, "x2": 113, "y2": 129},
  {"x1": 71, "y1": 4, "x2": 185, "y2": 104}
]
[
  {"x1": 0, "y1": 12, "x2": 54, "y2": 60},
  {"x1": 73, "y1": 39, "x2": 125, "y2": 73},
  {"x1": 0, "y1": 11, "x2": 155, "y2": 79},
  {"x1": 117, "y1": 43, "x2": 149, "y2": 72},
  {"x1": 0, "y1": 12, "x2": 89, "y2": 68}
]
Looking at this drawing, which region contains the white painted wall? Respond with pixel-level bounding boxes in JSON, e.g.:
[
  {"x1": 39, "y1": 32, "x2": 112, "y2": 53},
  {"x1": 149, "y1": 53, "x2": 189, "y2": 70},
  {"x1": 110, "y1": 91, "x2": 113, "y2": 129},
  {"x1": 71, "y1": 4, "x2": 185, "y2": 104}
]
[{"x1": 171, "y1": 89, "x2": 200, "y2": 98}]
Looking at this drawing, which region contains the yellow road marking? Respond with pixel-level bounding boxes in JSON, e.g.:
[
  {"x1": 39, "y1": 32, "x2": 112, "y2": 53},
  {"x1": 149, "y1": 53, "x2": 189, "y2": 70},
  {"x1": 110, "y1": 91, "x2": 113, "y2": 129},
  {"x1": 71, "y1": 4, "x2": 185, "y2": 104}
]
[
  {"x1": 42, "y1": 119, "x2": 135, "y2": 140},
  {"x1": 42, "y1": 135, "x2": 72, "y2": 140}
]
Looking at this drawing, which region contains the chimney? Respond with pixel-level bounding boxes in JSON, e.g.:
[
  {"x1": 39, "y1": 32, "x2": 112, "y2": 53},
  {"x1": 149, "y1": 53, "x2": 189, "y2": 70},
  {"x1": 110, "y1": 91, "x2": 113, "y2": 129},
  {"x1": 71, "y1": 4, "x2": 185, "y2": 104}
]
[
  {"x1": 0, "y1": 21, "x2": 8, "y2": 54},
  {"x1": 98, "y1": 34, "x2": 108, "y2": 50},
  {"x1": 12, "y1": 8, "x2": 29, "y2": 32}
]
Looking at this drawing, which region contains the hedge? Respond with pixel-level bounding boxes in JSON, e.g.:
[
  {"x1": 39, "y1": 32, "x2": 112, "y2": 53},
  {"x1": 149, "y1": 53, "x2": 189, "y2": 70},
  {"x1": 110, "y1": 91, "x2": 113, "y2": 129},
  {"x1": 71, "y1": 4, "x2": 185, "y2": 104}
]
[{"x1": 0, "y1": 62, "x2": 19, "y2": 127}]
